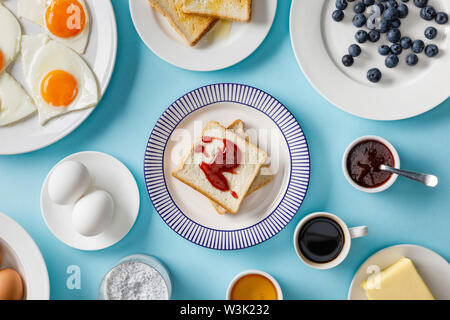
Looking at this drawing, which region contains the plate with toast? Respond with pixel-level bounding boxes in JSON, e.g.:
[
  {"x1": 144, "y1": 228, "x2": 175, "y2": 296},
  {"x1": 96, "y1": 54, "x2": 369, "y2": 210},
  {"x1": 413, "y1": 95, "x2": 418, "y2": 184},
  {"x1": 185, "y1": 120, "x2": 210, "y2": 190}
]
[
  {"x1": 290, "y1": 0, "x2": 450, "y2": 120},
  {"x1": 144, "y1": 83, "x2": 310, "y2": 250},
  {"x1": 130, "y1": 0, "x2": 277, "y2": 71}
]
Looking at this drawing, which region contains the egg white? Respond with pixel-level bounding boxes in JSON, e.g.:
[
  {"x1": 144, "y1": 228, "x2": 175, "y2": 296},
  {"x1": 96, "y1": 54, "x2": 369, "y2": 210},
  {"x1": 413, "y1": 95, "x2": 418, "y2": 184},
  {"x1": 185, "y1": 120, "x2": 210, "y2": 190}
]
[
  {"x1": 18, "y1": 0, "x2": 90, "y2": 54},
  {"x1": 0, "y1": 72, "x2": 36, "y2": 126},
  {"x1": 0, "y1": 3, "x2": 22, "y2": 72},
  {"x1": 22, "y1": 34, "x2": 99, "y2": 125}
]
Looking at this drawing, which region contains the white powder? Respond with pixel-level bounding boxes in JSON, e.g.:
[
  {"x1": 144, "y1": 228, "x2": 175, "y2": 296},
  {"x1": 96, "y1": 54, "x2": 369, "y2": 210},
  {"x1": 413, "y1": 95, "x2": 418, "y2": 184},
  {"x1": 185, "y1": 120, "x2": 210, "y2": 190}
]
[{"x1": 104, "y1": 261, "x2": 169, "y2": 300}]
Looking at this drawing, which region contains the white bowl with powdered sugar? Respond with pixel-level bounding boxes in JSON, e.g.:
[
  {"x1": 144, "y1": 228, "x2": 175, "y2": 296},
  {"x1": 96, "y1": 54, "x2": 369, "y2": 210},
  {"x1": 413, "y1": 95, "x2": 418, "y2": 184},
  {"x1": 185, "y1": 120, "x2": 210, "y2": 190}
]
[{"x1": 98, "y1": 254, "x2": 172, "y2": 300}]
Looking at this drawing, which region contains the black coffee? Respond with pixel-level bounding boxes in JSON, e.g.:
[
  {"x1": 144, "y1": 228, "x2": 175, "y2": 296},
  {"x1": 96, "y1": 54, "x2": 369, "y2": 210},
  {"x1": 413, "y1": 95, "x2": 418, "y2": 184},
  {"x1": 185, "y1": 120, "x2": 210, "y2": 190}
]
[{"x1": 298, "y1": 217, "x2": 345, "y2": 263}]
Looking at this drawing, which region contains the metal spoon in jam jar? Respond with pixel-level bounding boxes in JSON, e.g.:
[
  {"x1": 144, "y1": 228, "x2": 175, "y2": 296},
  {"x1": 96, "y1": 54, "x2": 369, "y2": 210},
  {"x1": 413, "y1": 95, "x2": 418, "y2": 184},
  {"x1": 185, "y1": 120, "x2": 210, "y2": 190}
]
[{"x1": 379, "y1": 165, "x2": 439, "y2": 188}]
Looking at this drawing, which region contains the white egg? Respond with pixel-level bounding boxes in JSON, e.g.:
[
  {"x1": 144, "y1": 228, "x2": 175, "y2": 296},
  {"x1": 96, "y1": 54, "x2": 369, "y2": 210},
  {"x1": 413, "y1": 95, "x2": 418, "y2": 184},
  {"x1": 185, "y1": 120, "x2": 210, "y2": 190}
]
[
  {"x1": 18, "y1": 0, "x2": 90, "y2": 54},
  {"x1": 0, "y1": 3, "x2": 22, "y2": 72},
  {"x1": 72, "y1": 190, "x2": 114, "y2": 237},
  {"x1": 21, "y1": 34, "x2": 99, "y2": 125},
  {"x1": 48, "y1": 160, "x2": 90, "y2": 205},
  {"x1": 0, "y1": 72, "x2": 36, "y2": 126}
]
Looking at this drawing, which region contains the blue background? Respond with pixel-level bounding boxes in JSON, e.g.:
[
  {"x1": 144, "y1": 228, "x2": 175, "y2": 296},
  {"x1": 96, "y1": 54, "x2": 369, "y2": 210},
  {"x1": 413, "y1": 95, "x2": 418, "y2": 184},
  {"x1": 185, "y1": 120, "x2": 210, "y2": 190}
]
[{"x1": 0, "y1": 0, "x2": 449, "y2": 300}]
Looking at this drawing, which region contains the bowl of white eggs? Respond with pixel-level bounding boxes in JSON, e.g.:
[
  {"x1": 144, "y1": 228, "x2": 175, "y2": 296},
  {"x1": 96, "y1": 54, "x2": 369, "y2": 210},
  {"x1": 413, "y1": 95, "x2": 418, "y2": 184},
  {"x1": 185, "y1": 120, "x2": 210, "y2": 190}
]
[
  {"x1": 48, "y1": 160, "x2": 114, "y2": 237},
  {"x1": 40, "y1": 151, "x2": 140, "y2": 251}
]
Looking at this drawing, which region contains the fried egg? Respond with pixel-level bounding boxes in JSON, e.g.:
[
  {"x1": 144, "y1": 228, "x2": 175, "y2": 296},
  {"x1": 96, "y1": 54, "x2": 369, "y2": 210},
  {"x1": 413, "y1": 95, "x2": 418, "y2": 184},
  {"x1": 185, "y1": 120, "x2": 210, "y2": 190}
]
[
  {"x1": 22, "y1": 34, "x2": 99, "y2": 125},
  {"x1": 18, "y1": 0, "x2": 90, "y2": 54},
  {"x1": 0, "y1": 72, "x2": 36, "y2": 126},
  {"x1": 0, "y1": 3, "x2": 22, "y2": 73}
]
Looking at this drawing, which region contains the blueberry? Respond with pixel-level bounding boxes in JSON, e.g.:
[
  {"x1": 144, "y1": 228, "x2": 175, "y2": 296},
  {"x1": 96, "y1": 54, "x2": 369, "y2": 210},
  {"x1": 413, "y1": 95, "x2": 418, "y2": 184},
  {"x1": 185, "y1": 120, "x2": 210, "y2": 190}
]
[
  {"x1": 349, "y1": 44, "x2": 362, "y2": 57},
  {"x1": 336, "y1": 0, "x2": 348, "y2": 10},
  {"x1": 391, "y1": 18, "x2": 401, "y2": 28},
  {"x1": 378, "y1": 19, "x2": 391, "y2": 33},
  {"x1": 436, "y1": 12, "x2": 448, "y2": 24},
  {"x1": 387, "y1": 28, "x2": 401, "y2": 43},
  {"x1": 353, "y1": 13, "x2": 367, "y2": 27},
  {"x1": 385, "y1": 54, "x2": 399, "y2": 68},
  {"x1": 397, "y1": 4, "x2": 409, "y2": 18},
  {"x1": 425, "y1": 44, "x2": 439, "y2": 57},
  {"x1": 332, "y1": 9, "x2": 345, "y2": 21},
  {"x1": 367, "y1": 68, "x2": 382, "y2": 83},
  {"x1": 379, "y1": 44, "x2": 391, "y2": 55},
  {"x1": 354, "y1": 2, "x2": 366, "y2": 13},
  {"x1": 390, "y1": 43, "x2": 403, "y2": 55},
  {"x1": 369, "y1": 30, "x2": 381, "y2": 42},
  {"x1": 386, "y1": 0, "x2": 399, "y2": 8},
  {"x1": 414, "y1": 0, "x2": 427, "y2": 8},
  {"x1": 373, "y1": 2, "x2": 385, "y2": 14},
  {"x1": 425, "y1": 26, "x2": 437, "y2": 39},
  {"x1": 420, "y1": 6, "x2": 436, "y2": 21},
  {"x1": 406, "y1": 53, "x2": 419, "y2": 66},
  {"x1": 400, "y1": 36, "x2": 412, "y2": 49},
  {"x1": 412, "y1": 39, "x2": 425, "y2": 53},
  {"x1": 342, "y1": 54, "x2": 354, "y2": 66},
  {"x1": 363, "y1": 0, "x2": 375, "y2": 5},
  {"x1": 355, "y1": 30, "x2": 369, "y2": 43},
  {"x1": 384, "y1": 7, "x2": 398, "y2": 20}
]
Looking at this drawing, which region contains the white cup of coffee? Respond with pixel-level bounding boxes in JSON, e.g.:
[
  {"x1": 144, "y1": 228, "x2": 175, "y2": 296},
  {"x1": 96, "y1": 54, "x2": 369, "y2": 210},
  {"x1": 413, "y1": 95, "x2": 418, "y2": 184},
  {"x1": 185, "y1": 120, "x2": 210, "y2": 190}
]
[{"x1": 293, "y1": 212, "x2": 368, "y2": 269}]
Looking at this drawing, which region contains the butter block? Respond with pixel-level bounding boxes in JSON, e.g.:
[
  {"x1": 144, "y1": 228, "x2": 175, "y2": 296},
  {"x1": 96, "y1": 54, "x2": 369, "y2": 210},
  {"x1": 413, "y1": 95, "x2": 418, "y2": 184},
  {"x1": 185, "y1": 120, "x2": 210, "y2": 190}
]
[{"x1": 361, "y1": 257, "x2": 435, "y2": 300}]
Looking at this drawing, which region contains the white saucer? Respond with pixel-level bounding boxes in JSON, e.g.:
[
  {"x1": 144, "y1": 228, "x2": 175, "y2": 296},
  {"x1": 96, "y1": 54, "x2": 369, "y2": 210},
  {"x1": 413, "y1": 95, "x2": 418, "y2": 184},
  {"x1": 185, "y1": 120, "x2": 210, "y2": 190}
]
[
  {"x1": 0, "y1": 212, "x2": 50, "y2": 300},
  {"x1": 129, "y1": 0, "x2": 277, "y2": 71},
  {"x1": 348, "y1": 244, "x2": 450, "y2": 300},
  {"x1": 41, "y1": 152, "x2": 140, "y2": 251}
]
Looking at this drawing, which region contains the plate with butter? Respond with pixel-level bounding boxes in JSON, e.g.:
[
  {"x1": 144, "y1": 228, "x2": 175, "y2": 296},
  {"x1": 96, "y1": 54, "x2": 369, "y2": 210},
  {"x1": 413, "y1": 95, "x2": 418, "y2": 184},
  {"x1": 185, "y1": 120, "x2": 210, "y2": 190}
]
[{"x1": 348, "y1": 244, "x2": 450, "y2": 300}]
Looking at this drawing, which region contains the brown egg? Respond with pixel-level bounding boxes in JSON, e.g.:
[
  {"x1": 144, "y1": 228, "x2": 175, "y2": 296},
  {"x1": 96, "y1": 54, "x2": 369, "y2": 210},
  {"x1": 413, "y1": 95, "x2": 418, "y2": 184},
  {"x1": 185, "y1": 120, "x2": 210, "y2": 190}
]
[{"x1": 0, "y1": 268, "x2": 24, "y2": 300}]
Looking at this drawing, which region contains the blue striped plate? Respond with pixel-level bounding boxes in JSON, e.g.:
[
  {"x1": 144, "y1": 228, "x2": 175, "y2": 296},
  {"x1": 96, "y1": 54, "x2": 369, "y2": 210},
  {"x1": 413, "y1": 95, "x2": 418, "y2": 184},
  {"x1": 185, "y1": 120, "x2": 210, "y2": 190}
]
[{"x1": 144, "y1": 84, "x2": 310, "y2": 250}]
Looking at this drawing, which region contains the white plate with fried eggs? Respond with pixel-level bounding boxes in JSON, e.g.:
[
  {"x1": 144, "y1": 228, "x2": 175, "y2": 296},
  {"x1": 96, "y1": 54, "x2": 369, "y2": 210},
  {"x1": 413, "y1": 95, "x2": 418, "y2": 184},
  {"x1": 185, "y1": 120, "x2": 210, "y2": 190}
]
[{"x1": 0, "y1": 0, "x2": 117, "y2": 155}]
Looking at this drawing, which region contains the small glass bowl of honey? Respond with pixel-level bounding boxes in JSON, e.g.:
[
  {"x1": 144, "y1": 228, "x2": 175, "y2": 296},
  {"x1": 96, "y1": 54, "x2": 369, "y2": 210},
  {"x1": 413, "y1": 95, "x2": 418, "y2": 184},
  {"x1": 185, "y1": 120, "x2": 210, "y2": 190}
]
[{"x1": 226, "y1": 270, "x2": 283, "y2": 300}]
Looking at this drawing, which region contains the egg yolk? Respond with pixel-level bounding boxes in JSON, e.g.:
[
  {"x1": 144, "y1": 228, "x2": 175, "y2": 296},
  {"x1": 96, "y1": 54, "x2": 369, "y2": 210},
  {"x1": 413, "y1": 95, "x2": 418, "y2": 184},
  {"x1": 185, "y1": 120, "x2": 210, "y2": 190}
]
[
  {"x1": 41, "y1": 70, "x2": 78, "y2": 107},
  {"x1": 0, "y1": 50, "x2": 4, "y2": 72},
  {"x1": 45, "y1": 0, "x2": 86, "y2": 38}
]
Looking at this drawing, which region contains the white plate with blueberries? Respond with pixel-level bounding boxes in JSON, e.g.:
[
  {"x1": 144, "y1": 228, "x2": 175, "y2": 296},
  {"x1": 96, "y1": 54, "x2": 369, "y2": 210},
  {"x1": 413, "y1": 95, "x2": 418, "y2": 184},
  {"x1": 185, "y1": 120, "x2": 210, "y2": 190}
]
[{"x1": 290, "y1": 0, "x2": 449, "y2": 120}]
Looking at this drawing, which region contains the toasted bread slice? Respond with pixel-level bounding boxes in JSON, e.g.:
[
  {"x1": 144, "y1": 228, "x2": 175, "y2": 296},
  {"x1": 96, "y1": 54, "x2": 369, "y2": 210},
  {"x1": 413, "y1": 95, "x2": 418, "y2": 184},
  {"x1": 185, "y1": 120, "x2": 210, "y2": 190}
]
[
  {"x1": 172, "y1": 121, "x2": 267, "y2": 214},
  {"x1": 212, "y1": 120, "x2": 274, "y2": 215},
  {"x1": 182, "y1": 0, "x2": 252, "y2": 22},
  {"x1": 149, "y1": 0, "x2": 217, "y2": 46}
]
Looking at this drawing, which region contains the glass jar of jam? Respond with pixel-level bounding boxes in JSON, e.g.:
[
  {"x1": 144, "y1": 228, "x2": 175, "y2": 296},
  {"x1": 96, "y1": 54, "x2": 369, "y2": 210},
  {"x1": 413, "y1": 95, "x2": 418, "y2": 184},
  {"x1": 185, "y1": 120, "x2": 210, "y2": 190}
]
[{"x1": 342, "y1": 136, "x2": 400, "y2": 193}]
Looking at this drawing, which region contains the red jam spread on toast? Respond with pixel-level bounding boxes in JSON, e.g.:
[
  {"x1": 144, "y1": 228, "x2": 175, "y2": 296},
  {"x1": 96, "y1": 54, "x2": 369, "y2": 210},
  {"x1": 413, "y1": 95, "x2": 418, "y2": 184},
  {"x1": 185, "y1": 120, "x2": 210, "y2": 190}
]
[{"x1": 195, "y1": 136, "x2": 241, "y2": 192}]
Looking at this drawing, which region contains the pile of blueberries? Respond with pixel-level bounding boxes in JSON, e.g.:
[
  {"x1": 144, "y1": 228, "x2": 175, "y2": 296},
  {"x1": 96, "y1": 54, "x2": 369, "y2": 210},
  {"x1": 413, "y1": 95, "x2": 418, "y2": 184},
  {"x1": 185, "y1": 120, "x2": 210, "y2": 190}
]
[{"x1": 332, "y1": 0, "x2": 448, "y2": 83}]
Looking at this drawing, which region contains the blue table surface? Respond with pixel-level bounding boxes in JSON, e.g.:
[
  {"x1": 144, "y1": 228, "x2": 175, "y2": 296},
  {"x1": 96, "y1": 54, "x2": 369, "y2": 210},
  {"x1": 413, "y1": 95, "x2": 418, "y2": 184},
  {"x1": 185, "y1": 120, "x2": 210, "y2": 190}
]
[{"x1": 0, "y1": 0, "x2": 449, "y2": 300}]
